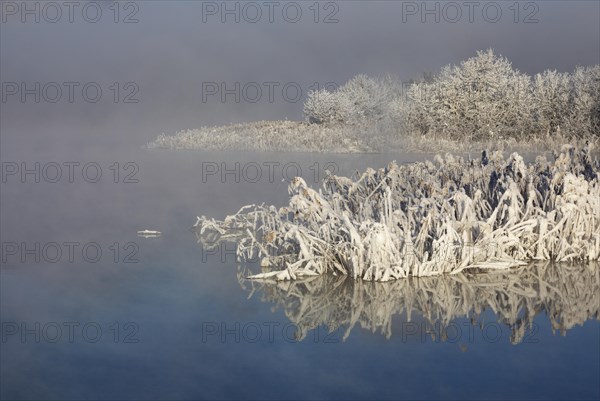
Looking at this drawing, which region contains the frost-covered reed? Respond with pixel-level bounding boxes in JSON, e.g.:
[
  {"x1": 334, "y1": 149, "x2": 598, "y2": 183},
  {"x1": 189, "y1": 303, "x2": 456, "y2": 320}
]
[
  {"x1": 195, "y1": 145, "x2": 599, "y2": 281},
  {"x1": 240, "y1": 261, "x2": 599, "y2": 344}
]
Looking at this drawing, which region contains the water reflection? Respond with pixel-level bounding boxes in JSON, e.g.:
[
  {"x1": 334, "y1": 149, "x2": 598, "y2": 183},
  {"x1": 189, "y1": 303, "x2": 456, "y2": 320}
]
[{"x1": 236, "y1": 262, "x2": 598, "y2": 344}]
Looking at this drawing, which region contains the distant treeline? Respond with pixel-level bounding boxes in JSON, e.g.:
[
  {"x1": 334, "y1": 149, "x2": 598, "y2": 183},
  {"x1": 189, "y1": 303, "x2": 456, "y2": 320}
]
[{"x1": 304, "y1": 49, "x2": 600, "y2": 141}]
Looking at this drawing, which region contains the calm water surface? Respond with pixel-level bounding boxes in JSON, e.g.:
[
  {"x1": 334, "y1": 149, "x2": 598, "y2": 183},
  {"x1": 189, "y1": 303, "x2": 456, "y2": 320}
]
[{"x1": 1, "y1": 149, "x2": 598, "y2": 400}]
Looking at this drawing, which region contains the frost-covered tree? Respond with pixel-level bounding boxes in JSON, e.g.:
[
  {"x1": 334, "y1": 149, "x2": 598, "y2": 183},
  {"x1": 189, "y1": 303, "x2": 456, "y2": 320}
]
[
  {"x1": 406, "y1": 49, "x2": 533, "y2": 141},
  {"x1": 303, "y1": 89, "x2": 352, "y2": 124},
  {"x1": 303, "y1": 51, "x2": 597, "y2": 146},
  {"x1": 531, "y1": 70, "x2": 571, "y2": 136},
  {"x1": 569, "y1": 65, "x2": 600, "y2": 137},
  {"x1": 339, "y1": 74, "x2": 399, "y2": 122}
]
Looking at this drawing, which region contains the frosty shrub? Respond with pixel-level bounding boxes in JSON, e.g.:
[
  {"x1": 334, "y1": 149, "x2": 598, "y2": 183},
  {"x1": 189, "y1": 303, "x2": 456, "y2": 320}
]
[{"x1": 304, "y1": 75, "x2": 400, "y2": 126}]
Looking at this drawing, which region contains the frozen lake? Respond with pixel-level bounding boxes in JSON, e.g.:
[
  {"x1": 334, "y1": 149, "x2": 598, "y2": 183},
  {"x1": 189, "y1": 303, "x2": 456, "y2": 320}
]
[{"x1": 1, "y1": 149, "x2": 599, "y2": 400}]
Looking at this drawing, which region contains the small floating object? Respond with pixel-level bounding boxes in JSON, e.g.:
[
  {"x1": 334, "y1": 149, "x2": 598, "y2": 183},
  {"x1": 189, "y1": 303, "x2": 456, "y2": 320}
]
[{"x1": 137, "y1": 229, "x2": 162, "y2": 238}]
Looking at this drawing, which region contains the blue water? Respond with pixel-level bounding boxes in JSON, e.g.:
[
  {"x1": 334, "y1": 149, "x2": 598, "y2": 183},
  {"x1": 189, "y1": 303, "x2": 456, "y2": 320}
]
[{"x1": 1, "y1": 150, "x2": 599, "y2": 400}]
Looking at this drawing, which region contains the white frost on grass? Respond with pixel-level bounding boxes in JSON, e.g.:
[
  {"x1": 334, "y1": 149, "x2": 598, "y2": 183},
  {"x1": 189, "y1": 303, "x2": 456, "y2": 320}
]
[
  {"x1": 195, "y1": 145, "x2": 600, "y2": 281},
  {"x1": 147, "y1": 120, "x2": 376, "y2": 153}
]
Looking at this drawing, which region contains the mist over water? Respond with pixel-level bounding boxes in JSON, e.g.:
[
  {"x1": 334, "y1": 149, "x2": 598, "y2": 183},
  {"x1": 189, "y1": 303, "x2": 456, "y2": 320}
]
[{"x1": 1, "y1": 1, "x2": 599, "y2": 400}]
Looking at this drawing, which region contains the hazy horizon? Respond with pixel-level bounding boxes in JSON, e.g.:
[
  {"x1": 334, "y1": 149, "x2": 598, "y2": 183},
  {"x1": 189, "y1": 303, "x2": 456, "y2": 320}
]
[{"x1": 2, "y1": 1, "x2": 599, "y2": 157}]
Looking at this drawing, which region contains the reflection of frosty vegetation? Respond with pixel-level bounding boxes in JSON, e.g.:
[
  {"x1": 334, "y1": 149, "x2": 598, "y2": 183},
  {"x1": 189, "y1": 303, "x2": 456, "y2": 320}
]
[
  {"x1": 239, "y1": 261, "x2": 599, "y2": 344},
  {"x1": 195, "y1": 145, "x2": 599, "y2": 281}
]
